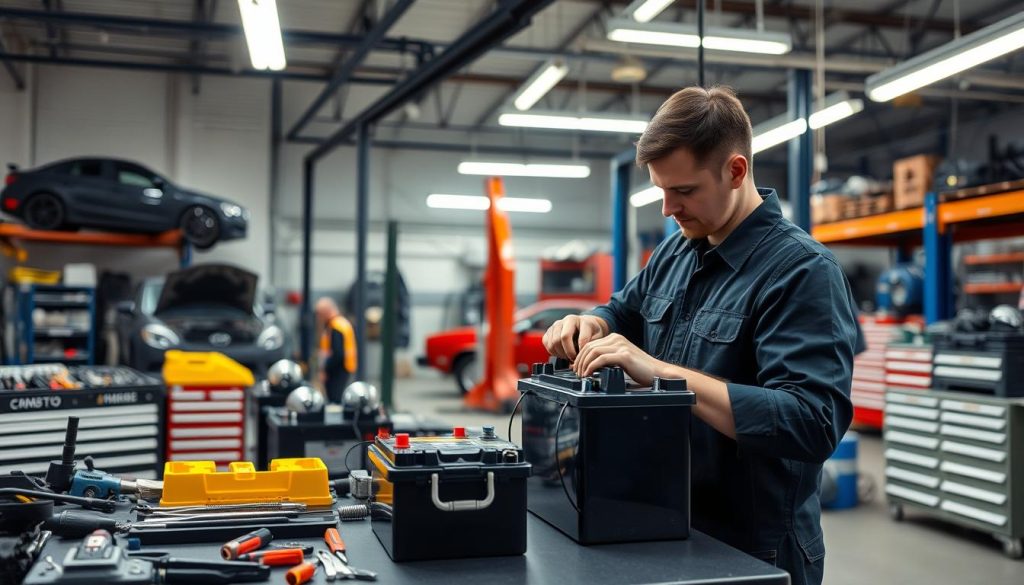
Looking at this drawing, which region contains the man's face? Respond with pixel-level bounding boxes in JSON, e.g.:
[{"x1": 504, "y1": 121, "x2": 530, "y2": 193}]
[{"x1": 648, "y1": 147, "x2": 739, "y2": 241}]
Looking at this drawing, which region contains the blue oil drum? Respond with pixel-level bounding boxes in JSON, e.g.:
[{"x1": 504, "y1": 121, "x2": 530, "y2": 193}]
[{"x1": 822, "y1": 431, "x2": 859, "y2": 509}]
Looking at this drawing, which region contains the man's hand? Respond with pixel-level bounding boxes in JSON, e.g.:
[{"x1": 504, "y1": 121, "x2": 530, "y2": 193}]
[
  {"x1": 542, "y1": 315, "x2": 610, "y2": 361},
  {"x1": 573, "y1": 333, "x2": 666, "y2": 386}
]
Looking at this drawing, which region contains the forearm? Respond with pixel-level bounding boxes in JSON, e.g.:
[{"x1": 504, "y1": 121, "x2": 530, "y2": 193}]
[{"x1": 656, "y1": 361, "x2": 735, "y2": 439}]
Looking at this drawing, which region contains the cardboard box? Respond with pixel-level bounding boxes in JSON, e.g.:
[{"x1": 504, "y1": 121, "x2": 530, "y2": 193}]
[
  {"x1": 893, "y1": 154, "x2": 941, "y2": 209},
  {"x1": 812, "y1": 194, "x2": 846, "y2": 224}
]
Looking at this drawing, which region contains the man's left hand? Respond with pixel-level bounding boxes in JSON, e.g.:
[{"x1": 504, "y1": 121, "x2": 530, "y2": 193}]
[{"x1": 572, "y1": 333, "x2": 666, "y2": 386}]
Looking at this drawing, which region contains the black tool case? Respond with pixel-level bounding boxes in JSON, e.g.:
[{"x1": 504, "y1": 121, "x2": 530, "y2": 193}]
[
  {"x1": 519, "y1": 363, "x2": 696, "y2": 545},
  {"x1": 367, "y1": 430, "x2": 531, "y2": 561},
  {"x1": 932, "y1": 331, "x2": 1024, "y2": 397}
]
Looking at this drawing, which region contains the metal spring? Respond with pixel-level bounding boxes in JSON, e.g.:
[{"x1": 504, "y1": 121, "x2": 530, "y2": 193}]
[{"x1": 337, "y1": 504, "x2": 371, "y2": 521}]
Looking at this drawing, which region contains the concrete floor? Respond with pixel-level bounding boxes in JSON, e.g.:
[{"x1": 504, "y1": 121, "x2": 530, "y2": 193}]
[{"x1": 392, "y1": 375, "x2": 1024, "y2": 584}]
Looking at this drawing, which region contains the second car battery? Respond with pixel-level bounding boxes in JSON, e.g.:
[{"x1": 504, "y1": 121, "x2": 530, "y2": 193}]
[
  {"x1": 519, "y1": 362, "x2": 696, "y2": 545},
  {"x1": 367, "y1": 427, "x2": 531, "y2": 561}
]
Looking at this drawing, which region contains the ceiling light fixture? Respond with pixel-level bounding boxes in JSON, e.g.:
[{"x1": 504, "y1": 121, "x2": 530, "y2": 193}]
[
  {"x1": 751, "y1": 114, "x2": 808, "y2": 154},
  {"x1": 237, "y1": 0, "x2": 287, "y2": 71},
  {"x1": 457, "y1": 161, "x2": 591, "y2": 178},
  {"x1": 629, "y1": 185, "x2": 662, "y2": 208},
  {"x1": 606, "y1": 18, "x2": 792, "y2": 55},
  {"x1": 426, "y1": 194, "x2": 552, "y2": 213},
  {"x1": 866, "y1": 11, "x2": 1024, "y2": 102},
  {"x1": 513, "y1": 59, "x2": 569, "y2": 111},
  {"x1": 498, "y1": 110, "x2": 649, "y2": 134},
  {"x1": 808, "y1": 91, "x2": 865, "y2": 130},
  {"x1": 628, "y1": 0, "x2": 675, "y2": 23}
]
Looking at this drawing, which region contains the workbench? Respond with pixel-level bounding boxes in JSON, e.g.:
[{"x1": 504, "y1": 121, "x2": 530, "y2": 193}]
[{"x1": 27, "y1": 509, "x2": 790, "y2": 585}]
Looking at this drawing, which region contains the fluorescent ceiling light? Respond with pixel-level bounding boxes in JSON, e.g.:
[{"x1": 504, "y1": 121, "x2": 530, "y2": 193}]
[
  {"x1": 628, "y1": 0, "x2": 675, "y2": 23},
  {"x1": 498, "y1": 111, "x2": 648, "y2": 134},
  {"x1": 629, "y1": 185, "x2": 662, "y2": 208},
  {"x1": 458, "y1": 161, "x2": 591, "y2": 178},
  {"x1": 607, "y1": 18, "x2": 792, "y2": 55},
  {"x1": 426, "y1": 194, "x2": 552, "y2": 213},
  {"x1": 808, "y1": 92, "x2": 864, "y2": 129},
  {"x1": 866, "y1": 11, "x2": 1024, "y2": 102},
  {"x1": 513, "y1": 59, "x2": 569, "y2": 111},
  {"x1": 751, "y1": 115, "x2": 807, "y2": 154},
  {"x1": 237, "y1": 0, "x2": 287, "y2": 71}
]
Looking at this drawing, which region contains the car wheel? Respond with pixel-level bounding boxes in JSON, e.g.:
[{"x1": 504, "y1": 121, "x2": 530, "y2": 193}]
[
  {"x1": 23, "y1": 193, "x2": 66, "y2": 230},
  {"x1": 452, "y1": 353, "x2": 480, "y2": 395},
  {"x1": 180, "y1": 206, "x2": 220, "y2": 249}
]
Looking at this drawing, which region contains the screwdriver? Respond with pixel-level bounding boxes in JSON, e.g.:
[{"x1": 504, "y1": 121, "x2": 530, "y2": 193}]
[
  {"x1": 324, "y1": 527, "x2": 348, "y2": 564},
  {"x1": 285, "y1": 561, "x2": 317, "y2": 585},
  {"x1": 236, "y1": 547, "x2": 305, "y2": 566},
  {"x1": 220, "y1": 528, "x2": 273, "y2": 560}
]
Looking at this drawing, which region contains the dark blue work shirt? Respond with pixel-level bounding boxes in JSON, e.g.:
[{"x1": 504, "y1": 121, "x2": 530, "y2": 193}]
[{"x1": 589, "y1": 189, "x2": 859, "y2": 585}]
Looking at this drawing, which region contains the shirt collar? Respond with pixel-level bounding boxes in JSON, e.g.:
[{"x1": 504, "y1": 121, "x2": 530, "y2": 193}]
[{"x1": 673, "y1": 188, "x2": 784, "y2": 272}]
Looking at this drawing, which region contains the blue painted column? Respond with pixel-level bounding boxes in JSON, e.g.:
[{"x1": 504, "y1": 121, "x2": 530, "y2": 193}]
[
  {"x1": 788, "y1": 69, "x2": 812, "y2": 232},
  {"x1": 923, "y1": 191, "x2": 953, "y2": 324},
  {"x1": 611, "y1": 150, "x2": 634, "y2": 292}
]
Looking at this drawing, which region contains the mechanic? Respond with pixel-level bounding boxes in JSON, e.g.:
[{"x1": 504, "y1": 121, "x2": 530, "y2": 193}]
[
  {"x1": 315, "y1": 297, "x2": 358, "y2": 403},
  {"x1": 542, "y1": 86, "x2": 861, "y2": 585}
]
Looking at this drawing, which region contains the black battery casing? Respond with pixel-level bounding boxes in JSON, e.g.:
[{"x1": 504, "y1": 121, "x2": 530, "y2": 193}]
[
  {"x1": 519, "y1": 364, "x2": 696, "y2": 545},
  {"x1": 368, "y1": 432, "x2": 531, "y2": 561}
]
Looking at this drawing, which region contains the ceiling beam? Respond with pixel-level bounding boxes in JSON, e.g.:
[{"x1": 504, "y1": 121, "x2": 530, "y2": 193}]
[
  {"x1": 286, "y1": 0, "x2": 414, "y2": 141},
  {"x1": 0, "y1": 34, "x2": 25, "y2": 90}
]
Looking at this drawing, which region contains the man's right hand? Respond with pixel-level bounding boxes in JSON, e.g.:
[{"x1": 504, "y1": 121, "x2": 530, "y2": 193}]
[{"x1": 542, "y1": 314, "x2": 610, "y2": 361}]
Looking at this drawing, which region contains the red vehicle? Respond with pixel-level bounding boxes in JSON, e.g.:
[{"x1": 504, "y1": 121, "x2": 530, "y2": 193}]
[{"x1": 420, "y1": 299, "x2": 594, "y2": 394}]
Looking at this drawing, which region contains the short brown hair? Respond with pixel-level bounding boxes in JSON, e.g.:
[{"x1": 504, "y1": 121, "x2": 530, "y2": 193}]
[{"x1": 635, "y1": 85, "x2": 752, "y2": 168}]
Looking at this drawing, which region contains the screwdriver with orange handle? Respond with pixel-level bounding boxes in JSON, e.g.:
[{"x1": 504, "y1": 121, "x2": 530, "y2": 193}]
[
  {"x1": 285, "y1": 561, "x2": 316, "y2": 585},
  {"x1": 324, "y1": 527, "x2": 349, "y2": 564}
]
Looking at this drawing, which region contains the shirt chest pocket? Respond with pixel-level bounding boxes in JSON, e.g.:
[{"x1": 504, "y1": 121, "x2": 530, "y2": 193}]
[
  {"x1": 692, "y1": 308, "x2": 745, "y2": 343},
  {"x1": 640, "y1": 294, "x2": 673, "y2": 358}
]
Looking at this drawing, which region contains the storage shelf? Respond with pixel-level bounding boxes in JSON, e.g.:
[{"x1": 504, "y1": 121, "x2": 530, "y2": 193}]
[
  {"x1": 962, "y1": 282, "x2": 1024, "y2": 294},
  {"x1": 964, "y1": 252, "x2": 1024, "y2": 266},
  {"x1": 34, "y1": 328, "x2": 90, "y2": 338},
  {"x1": 939, "y1": 190, "x2": 1024, "y2": 233},
  {"x1": 811, "y1": 208, "x2": 924, "y2": 244}
]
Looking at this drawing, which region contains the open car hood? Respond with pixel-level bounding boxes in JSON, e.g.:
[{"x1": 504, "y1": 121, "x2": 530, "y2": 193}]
[{"x1": 155, "y1": 263, "x2": 257, "y2": 315}]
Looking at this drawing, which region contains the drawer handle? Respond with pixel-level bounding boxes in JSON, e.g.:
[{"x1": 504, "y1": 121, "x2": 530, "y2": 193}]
[{"x1": 430, "y1": 472, "x2": 495, "y2": 512}]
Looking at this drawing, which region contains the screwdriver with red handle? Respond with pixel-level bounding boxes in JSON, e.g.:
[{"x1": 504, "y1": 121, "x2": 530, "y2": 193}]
[
  {"x1": 324, "y1": 527, "x2": 349, "y2": 564},
  {"x1": 236, "y1": 547, "x2": 305, "y2": 566},
  {"x1": 220, "y1": 528, "x2": 273, "y2": 560}
]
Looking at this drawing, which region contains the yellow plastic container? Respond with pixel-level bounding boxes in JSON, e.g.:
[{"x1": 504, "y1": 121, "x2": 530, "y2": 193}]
[
  {"x1": 9, "y1": 266, "x2": 60, "y2": 285},
  {"x1": 160, "y1": 457, "x2": 332, "y2": 507},
  {"x1": 162, "y1": 350, "x2": 255, "y2": 387}
]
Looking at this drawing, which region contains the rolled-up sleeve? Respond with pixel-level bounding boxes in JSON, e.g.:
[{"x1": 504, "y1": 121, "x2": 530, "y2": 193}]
[{"x1": 727, "y1": 253, "x2": 857, "y2": 463}]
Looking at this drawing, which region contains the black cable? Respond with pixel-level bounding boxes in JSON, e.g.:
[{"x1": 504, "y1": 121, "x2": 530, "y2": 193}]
[
  {"x1": 506, "y1": 390, "x2": 530, "y2": 442},
  {"x1": 553, "y1": 401, "x2": 580, "y2": 514},
  {"x1": 344, "y1": 440, "x2": 373, "y2": 473}
]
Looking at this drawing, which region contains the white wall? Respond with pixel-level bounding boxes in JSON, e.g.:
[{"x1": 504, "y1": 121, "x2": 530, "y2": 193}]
[{"x1": 3, "y1": 65, "x2": 272, "y2": 280}]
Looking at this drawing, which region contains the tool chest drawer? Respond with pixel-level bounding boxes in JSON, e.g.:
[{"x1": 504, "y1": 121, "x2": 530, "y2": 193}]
[{"x1": 884, "y1": 388, "x2": 1024, "y2": 555}]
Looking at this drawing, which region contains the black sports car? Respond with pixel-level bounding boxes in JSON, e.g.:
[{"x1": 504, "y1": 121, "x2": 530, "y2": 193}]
[
  {"x1": 2, "y1": 157, "x2": 247, "y2": 249},
  {"x1": 115, "y1": 264, "x2": 287, "y2": 374}
]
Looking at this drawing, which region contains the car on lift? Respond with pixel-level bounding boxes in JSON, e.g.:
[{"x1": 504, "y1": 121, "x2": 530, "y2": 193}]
[
  {"x1": 1, "y1": 157, "x2": 248, "y2": 249},
  {"x1": 419, "y1": 299, "x2": 594, "y2": 394},
  {"x1": 115, "y1": 263, "x2": 287, "y2": 374}
]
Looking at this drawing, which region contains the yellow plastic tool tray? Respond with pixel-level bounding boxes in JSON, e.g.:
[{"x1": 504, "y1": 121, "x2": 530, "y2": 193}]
[
  {"x1": 9, "y1": 266, "x2": 61, "y2": 285},
  {"x1": 162, "y1": 350, "x2": 255, "y2": 387},
  {"x1": 160, "y1": 457, "x2": 332, "y2": 507}
]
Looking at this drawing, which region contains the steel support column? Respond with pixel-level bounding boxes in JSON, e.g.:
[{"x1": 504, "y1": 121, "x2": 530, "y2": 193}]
[
  {"x1": 300, "y1": 159, "x2": 315, "y2": 363},
  {"x1": 354, "y1": 123, "x2": 370, "y2": 381},
  {"x1": 788, "y1": 69, "x2": 812, "y2": 231},
  {"x1": 923, "y1": 192, "x2": 953, "y2": 324},
  {"x1": 611, "y1": 150, "x2": 633, "y2": 292}
]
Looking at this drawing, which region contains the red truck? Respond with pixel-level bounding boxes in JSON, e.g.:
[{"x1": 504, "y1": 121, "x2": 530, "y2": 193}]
[{"x1": 420, "y1": 299, "x2": 594, "y2": 394}]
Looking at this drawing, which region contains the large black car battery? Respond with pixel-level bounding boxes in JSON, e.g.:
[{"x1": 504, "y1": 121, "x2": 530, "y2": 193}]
[
  {"x1": 367, "y1": 427, "x2": 531, "y2": 561},
  {"x1": 519, "y1": 362, "x2": 696, "y2": 544}
]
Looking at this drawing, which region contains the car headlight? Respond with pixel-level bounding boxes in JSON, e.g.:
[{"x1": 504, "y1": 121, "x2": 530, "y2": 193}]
[
  {"x1": 257, "y1": 325, "x2": 284, "y2": 351},
  {"x1": 141, "y1": 323, "x2": 180, "y2": 350},
  {"x1": 220, "y1": 202, "x2": 243, "y2": 218}
]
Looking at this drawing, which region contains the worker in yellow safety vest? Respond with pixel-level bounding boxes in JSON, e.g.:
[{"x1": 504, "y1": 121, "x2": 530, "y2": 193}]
[{"x1": 315, "y1": 297, "x2": 357, "y2": 403}]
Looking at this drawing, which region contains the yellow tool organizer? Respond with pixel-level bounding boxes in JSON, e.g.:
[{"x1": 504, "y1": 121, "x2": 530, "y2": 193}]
[{"x1": 160, "y1": 457, "x2": 332, "y2": 507}]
